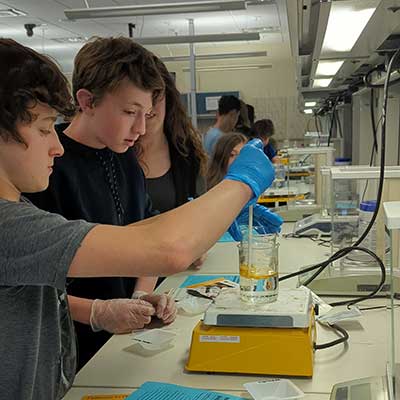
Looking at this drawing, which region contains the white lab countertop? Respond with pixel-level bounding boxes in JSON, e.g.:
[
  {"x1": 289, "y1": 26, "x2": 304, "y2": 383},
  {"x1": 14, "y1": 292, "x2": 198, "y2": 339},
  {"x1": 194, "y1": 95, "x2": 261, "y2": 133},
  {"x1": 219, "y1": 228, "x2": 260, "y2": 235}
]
[
  {"x1": 64, "y1": 387, "x2": 330, "y2": 400},
  {"x1": 69, "y1": 223, "x2": 394, "y2": 399},
  {"x1": 72, "y1": 294, "x2": 393, "y2": 394}
]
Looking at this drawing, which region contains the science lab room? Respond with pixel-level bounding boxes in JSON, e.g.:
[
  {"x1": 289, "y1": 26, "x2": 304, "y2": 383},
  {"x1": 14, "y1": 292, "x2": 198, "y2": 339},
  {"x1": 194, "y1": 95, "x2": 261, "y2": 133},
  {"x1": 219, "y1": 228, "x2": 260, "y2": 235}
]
[{"x1": 1, "y1": 0, "x2": 400, "y2": 399}]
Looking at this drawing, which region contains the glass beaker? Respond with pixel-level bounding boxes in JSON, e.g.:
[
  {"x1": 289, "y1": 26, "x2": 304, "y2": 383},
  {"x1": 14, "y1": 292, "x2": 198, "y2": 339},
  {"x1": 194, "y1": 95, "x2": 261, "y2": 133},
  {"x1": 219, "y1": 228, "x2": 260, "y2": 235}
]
[{"x1": 238, "y1": 234, "x2": 279, "y2": 305}]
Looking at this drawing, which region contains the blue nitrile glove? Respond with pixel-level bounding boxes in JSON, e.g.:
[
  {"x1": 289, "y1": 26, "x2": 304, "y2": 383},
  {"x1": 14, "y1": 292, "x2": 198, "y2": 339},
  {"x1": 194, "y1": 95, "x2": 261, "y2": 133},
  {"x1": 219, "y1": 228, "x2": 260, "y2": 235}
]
[
  {"x1": 224, "y1": 139, "x2": 275, "y2": 205},
  {"x1": 237, "y1": 204, "x2": 283, "y2": 234}
]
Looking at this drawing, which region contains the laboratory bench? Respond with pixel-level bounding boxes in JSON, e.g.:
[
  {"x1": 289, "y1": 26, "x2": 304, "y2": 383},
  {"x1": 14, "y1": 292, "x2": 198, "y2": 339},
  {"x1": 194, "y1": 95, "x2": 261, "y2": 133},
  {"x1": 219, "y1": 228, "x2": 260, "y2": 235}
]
[
  {"x1": 69, "y1": 223, "x2": 394, "y2": 400},
  {"x1": 64, "y1": 387, "x2": 330, "y2": 400}
]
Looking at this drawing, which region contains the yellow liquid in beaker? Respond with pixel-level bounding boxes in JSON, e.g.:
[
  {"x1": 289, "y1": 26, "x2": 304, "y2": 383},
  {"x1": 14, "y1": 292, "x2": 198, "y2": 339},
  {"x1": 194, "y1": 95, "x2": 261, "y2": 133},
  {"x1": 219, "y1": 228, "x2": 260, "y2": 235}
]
[{"x1": 239, "y1": 264, "x2": 278, "y2": 304}]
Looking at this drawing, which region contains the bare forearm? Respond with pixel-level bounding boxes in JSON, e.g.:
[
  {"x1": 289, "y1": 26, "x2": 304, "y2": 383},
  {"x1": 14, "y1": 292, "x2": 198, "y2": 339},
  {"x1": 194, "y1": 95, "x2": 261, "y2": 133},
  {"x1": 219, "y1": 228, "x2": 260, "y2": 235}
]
[
  {"x1": 69, "y1": 180, "x2": 251, "y2": 278},
  {"x1": 68, "y1": 295, "x2": 93, "y2": 325},
  {"x1": 129, "y1": 180, "x2": 250, "y2": 265},
  {"x1": 134, "y1": 277, "x2": 158, "y2": 293}
]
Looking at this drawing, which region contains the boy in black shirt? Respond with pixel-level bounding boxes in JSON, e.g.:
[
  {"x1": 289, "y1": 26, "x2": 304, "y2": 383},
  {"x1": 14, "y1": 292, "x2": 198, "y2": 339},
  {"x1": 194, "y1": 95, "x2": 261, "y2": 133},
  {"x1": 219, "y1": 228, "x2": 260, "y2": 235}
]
[{"x1": 27, "y1": 37, "x2": 176, "y2": 369}]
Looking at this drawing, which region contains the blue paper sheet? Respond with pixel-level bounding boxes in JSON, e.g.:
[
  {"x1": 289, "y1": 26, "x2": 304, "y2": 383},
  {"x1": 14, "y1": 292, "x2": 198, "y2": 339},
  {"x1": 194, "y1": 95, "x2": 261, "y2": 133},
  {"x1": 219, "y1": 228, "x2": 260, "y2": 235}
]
[
  {"x1": 126, "y1": 381, "x2": 245, "y2": 400},
  {"x1": 180, "y1": 275, "x2": 240, "y2": 288}
]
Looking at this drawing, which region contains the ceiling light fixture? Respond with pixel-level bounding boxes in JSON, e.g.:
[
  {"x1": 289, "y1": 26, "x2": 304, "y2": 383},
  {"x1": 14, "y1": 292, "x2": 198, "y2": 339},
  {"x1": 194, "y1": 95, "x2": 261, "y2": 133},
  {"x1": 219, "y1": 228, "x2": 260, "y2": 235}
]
[
  {"x1": 315, "y1": 60, "x2": 344, "y2": 77},
  {"x1": 304, "y1": 109, "x2": 313, "y2": 114},
  {"x1": 161, "y1": 50, "x2": 267, "y2": 62},
  {"x1": 51, "y1": 36, "x2": 88, "y2": 43},
  {"x1": 183, "y1": 64, "x2": 271, "y2": 72},
  {"x1": 243, "y1": 26, "x2": 280, "y2": 33},
  {"x1": 135, "y1": 32, "x2": 260, "y2": 45},
  {"x1": 0, "y1": 7, "x2": 27, "y2": 17},
  {"x1": 321, "y1": 3, "x2": 377, "y2": 53},
  {"x1": 64, "y1": 0, "x2": 246, "y2": 20},
  {"x1": 313, "y1": 78, "x2": 333, "y2": 88},
  {"x1": 305, "y1": 101, "x2": 316, "y2": 107}
]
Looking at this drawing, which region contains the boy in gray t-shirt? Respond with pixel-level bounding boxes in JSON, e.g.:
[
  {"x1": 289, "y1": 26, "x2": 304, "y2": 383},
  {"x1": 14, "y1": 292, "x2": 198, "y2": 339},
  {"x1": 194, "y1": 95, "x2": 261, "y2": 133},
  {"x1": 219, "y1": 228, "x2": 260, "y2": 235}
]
[
  {"x1": 0, "y1": 199, "x2": 95, "y2": 399},
  {"x1": 0, "y1": 39, "x2": 274, "y2": 399}
]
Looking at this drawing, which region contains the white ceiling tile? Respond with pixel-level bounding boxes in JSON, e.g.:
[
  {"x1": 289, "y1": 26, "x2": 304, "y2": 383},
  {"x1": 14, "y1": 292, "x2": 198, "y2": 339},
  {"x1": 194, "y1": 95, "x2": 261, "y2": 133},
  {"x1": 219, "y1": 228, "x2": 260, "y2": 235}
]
[{"x1": 0, "y1": 0, "x2": 290, "y2": 71}]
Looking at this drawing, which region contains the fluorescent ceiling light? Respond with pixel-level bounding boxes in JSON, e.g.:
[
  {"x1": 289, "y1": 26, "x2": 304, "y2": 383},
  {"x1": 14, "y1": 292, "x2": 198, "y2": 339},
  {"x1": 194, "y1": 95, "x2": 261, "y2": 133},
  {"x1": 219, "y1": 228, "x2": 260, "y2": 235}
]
[
  {"x1": 183, "y1": 64, "x2": 272, "y2": 72},
  {"x1": 65, "y1": 0, "x2": 246, "y2": 20},
  {"x1": 313, "y1": 78, "x2": 332, "y2": 88},
  {"x1": 305, "y1": 101, "x2": 316, "y2": 107},
  {"x1": 321, "y1": 2, "x2": 377, "y2": 53},
  {"x1": 135, "y1": 32, "x2": 260, "y2": 45},
  {"x1": 52, "y1": 37, "x2": 88, "y2": 44},
  {"x1": 0, "y1": 8, "x2": 27, "y2": 17},
  {"x1": 161, "y1": 51, "x2": 267, "y2": 62},
  {"x1": 315, "y1": 60, "x2": 344, "y2": 77},
  {"x1": 304, "y1": 109, "x2": 313, "y2": 114},
  {"x1": 243, "y1": 26, "x2": 280, "y2": 34}
]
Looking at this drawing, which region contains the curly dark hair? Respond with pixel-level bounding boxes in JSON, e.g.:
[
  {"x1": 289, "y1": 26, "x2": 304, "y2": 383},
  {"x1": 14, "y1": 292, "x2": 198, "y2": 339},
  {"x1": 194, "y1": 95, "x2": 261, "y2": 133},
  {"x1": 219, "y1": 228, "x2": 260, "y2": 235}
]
[
  {"x1": 0, "y1": 38, "x2": 75, "y2": 144},
  {"x1": 136, "y1": 56, "x2": 208, "y2": 176}
]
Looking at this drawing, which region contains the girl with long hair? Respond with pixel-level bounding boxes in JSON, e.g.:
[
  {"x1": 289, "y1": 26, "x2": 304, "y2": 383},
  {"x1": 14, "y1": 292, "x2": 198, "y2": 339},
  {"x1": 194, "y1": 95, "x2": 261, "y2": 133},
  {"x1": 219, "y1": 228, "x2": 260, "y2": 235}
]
[
  {"x1": 207, "y1": 133, "x2": 283, "y2": 239},
  {"x1": 136, "y1": 57, "x2": 208, "y2": 213},
  {"x1": 207, "y1": 132, "x2": 248, "y2": 189}
]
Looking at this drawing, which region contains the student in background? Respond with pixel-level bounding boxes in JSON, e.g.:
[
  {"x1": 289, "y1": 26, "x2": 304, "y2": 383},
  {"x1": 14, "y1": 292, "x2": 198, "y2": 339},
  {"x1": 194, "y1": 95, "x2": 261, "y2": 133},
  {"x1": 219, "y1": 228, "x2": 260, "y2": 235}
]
[
  {"x1": 136, "y1": 57, "x2": 208, "y2": 213},
  {"x1": 247, "y1": 103, "x2": 255, "y2": 126},
  {"x1": 207, "y1": 133, "x2": 248, "y2": 190},
  {"x1": 253, "y1": 118, "x2": 280, "y2": 163},
  {"x1": 0, "y1": 38, "x2": 275, "y2": 399},
  {"x1": 26, "y1": 37, "x2": 176, "y2": 370},
  {"x1": 207, "y1": 133, "x2": 283, "y2": 239},
  {"x1": 203, "y1": 95, "x2": 241, "y2": 156},
  {"x1": 235, "y1": 100, "x2": 252, "y2": 137},
  {"x1": 136, "y1": 57, "x2": 208, "y2": 272}
]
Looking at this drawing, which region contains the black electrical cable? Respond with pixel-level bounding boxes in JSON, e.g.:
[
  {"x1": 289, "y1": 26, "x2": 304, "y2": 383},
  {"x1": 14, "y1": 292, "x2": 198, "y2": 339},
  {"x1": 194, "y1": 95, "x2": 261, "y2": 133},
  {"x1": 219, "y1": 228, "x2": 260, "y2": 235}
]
[
  {"x1": 327, "y1": 98, "x2": 339, "y2": 146},
  {"x1": 370, "y1": 88, "x2": 378, "y2": 153},
  {"x1": 361, "y1": 113, "x2": 383, "y2": 202},
  {"x1": 329, "y1": 246, "x2": 386, "y2": 307},
  {"x1": 313, "y1": 114, "x2": 321, "y2": 143},
  {"x1": 364, "y1": 65, "x2": 400, "y2": 88},
  {"x1": 314, "y1": 323, "x2": 349, "y2": 350},
  {"x1": 279, "y1": 49, "x2": 400, "y2": 307},
  {"x1": 364, "y1": 66, "x2": 382, "y2": 88},
  {"x1": 361, "y1": 87, "x2": 379, "y2": 203}
]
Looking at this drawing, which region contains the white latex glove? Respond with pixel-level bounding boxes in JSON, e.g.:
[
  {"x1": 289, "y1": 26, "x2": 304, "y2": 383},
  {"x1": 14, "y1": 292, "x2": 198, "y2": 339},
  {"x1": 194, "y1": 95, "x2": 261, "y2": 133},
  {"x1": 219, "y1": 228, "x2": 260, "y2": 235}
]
[
  {"x1": 90, "y1": 298, "x2": 155, "y2": 334},
  {"x1": 132, "y1": 291, "x2": 177, "y2": 324}
]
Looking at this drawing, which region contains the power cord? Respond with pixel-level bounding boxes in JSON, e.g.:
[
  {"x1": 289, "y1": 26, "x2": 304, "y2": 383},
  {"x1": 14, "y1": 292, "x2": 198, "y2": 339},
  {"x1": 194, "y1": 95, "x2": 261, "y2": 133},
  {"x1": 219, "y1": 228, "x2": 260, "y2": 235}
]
[
  {"x1": 314, "y1": 323, "x2": 349, "y2": 350},
  {"x1": 279, "y1": 49, "x2": 400, "y2": 308}
]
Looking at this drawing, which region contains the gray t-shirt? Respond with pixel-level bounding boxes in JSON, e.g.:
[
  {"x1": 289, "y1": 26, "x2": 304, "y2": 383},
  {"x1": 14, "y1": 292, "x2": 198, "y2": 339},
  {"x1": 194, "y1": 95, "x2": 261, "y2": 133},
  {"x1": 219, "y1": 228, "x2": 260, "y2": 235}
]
[{"x1": 0, "y1": 199, "x2": 96, "y2": 399}]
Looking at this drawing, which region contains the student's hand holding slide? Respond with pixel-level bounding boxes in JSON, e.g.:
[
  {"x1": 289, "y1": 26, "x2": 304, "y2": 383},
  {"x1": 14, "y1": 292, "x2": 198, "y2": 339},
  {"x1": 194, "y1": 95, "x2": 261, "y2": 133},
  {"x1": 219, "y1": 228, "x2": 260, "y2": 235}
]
[
  {"x1": 90, "y1": 298, "x2": 155, "y2": 334},
  {"x1": 132, "y1": 291, "x2": 177, "y2": 324}
]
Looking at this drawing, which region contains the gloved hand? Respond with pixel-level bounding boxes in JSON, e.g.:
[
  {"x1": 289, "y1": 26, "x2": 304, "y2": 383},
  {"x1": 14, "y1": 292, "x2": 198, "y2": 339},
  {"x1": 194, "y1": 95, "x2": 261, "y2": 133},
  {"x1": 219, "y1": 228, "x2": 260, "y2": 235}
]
[
  {"x1": 132, "y1": 291, "x2": 177, "y2": 324},
  {"x1": 237, "y1": 205, "x2": 283, "y2": 234},
  {"x1": 90, "y1": 298, "x2": 155, "y2": 334},
  {"x1": 224, "y1": 139, "x2": 275, "y2": 205}
]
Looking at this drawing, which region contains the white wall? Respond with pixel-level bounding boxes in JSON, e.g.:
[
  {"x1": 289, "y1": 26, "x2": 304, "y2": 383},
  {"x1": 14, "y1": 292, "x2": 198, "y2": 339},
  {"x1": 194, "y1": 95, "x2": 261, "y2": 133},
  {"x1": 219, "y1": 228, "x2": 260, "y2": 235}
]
[{"x1": 163, "y1": 47, "x2": 307, "y2": 141}]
